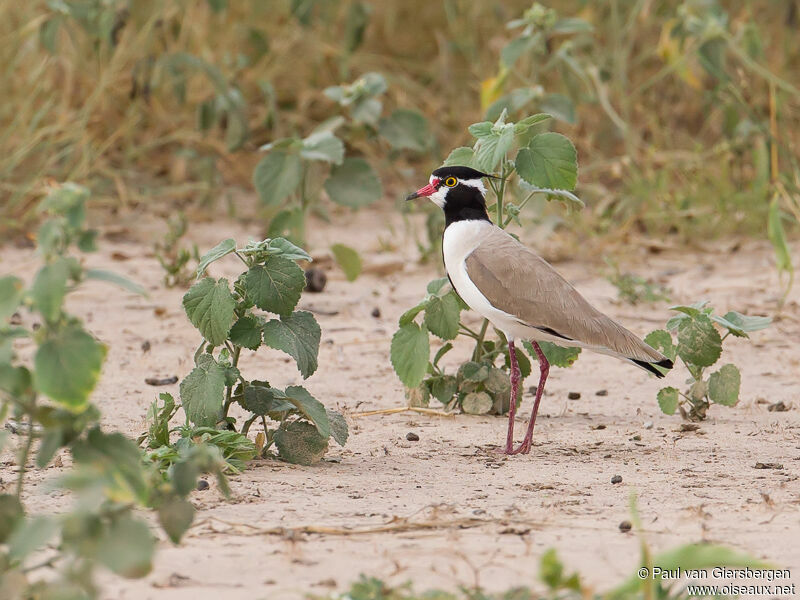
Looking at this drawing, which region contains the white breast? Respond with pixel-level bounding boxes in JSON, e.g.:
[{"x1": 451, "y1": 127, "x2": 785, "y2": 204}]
[{"x1": 442, "y1": 220, "x2": 532, "y2": 341}]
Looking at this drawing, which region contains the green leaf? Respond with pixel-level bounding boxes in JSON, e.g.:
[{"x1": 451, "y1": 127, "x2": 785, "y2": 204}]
[
  {"x1": 501, "y1": 34, "x2": 538, "y2": 67},
  {"x1": 241, "y1": 382, "x2": 280, "y2": 415},
  {"x1": 324, "y1": 157, "x2": 382, "y2": 207},
  {"x1": 516, "y1": 132, "x2": 578, "y2": 191},
  {"x1": 266, "y1": 237, "x2": 312, "y2": 262},
  {"x1": 182, "y1": 277, "x2": 236, "y2": 346},
  {"x1": 8, "y1": 516, "x2": 58, "y2": 562},
  {"x1": 423, "y1": 293, "x2": 461, "y2": 340},
  {"x1": 462, "y1": 391, "x2": 493, "y2": 415},
  {"x1": 36, "y1": 430, "x2": 63, "y2": 468},
  {"x1": 676, "y1": 314, "x2": 722, "y2": 367},
  {"x1": 657, "y1": 387, "x2": 680, "y2": 415},
  {"x1": 30, "y1": 258, "x2": 70, "y2": 322},
  {"x1": 768, "y1": 196, "x2": 793, "y2": 281},
  {"x1": 300, "y1": 131, "x2": 345, "y2": 164},
  {"x1": 525, "y1": 340, "x2": 581, "y2": 368},
  {"x1": 285, "y1": 385, "x2": 330, "y2": 438},
  {"x1": 327, "y1": 409, "x2": 348, "y2": 446},
  {"x1": 180, "y1": 354, "x2": 226, "y2": 427},
  {"x1": 708, "y1": 364, "x2": 740, "y2": 407},
  {"x1": 712, "y1": 311, "x2": 771, "y2": 338},
  {"x1": 84, "y1": 269, "x2": 146, "y2": 296},
  {"x1": 473, "y1": 124, "x2": 514, "y2": 172},
  {"x1": 459, "y1": 361, "x2": 489, "y2": 382},
  {"x1": 229, "y1": 316, "x2": 262, "y2": 350},
  {"x1": 0, "y1": 276, "x2": 24, "y2": 321},
  {"x1": 34, "y1": 325, "x2": 106, "y2": 409},
  {"x1": 644, "y1": 330, "x2": 677, "y2": 362},
  {"x1": 196, "y1": 238, "x2": 236, "y2": 277},
  {"x1": 378, "y1": 109, "x2": 430, "y2": 152},
  {"x1": 95, "y1": 516, "x2": 155, "y2": 578},
  {"x1": 468, "y1": 121, "x2": 493, "y2": 138},
  {"x1": 429, "y1": 375, "x2": 458, "y2": 404},
  {"x1": 390, "y1": 323, "x2": 430, "y2": 388},
  {"x1": 398, "y1": 301, "x2": 428, "y2": 326},
  {"x1": 0, "y1": 495, "x2": 24, "y2": 543},
  {"x1": 253, "y1": 150, "x2": 303, "y2": 206},
  {"x1": 443, "y1": 146, "x2": 475, "y2": 167},
  {"x1": 274, "y1": 421, "x2": 329, "y2": 465},
  {"x1": 262, "y1": 311, "x2": 321, "y2": 378},
  {"x1": 0, "y1": 365, "x2": 32, "y2": 398},
  {"x1": 331, "y1": 243, "x2": 362, "y2": 281},
  {"x1": 244, "y1": 257, "x2": 305, "y2": 316},
  {"x1": 512, "y1": 112, "x2": 551, "y2": 134},
  {"x1": 540, "y1": 94, "x2": 576, "y2": 124},
  {"x1": 484, "y1": 367, "x2": 510, "y2": 394},
  {"x1": 158, "y1": 497, "x2": 195, "y2": 544}
]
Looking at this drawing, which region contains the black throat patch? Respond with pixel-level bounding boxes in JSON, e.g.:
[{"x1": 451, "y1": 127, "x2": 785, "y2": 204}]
[{"x1": 442, "y1": 184, "x2": 491, "y2": 227}]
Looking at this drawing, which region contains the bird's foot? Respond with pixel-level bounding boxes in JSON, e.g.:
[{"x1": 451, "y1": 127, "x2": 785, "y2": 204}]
[{"x1": 509, "y1": 437, "x2": 533, "y2": 455}]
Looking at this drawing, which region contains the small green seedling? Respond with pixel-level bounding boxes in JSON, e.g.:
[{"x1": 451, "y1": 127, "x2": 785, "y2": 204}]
[
  {"x1": 605, "y1": 258, "x2": 671, "y2": 305},
  {"x1": 154, "y1": 212, "x2": 200, "y2": 288},
  {"x1": 148, "y1": 236, "x2": 348, "y2": 466},
  {"x1": 646, "y1": 301, "x2": 770, "y2": 420},
  {"x1": 392, "y1": 110, "x2": 583, "y2": 413}
]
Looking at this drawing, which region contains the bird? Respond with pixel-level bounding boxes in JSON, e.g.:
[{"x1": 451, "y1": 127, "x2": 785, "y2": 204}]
[{"x1": 407, "y1": 165, "x2": 673, "y2": 455}]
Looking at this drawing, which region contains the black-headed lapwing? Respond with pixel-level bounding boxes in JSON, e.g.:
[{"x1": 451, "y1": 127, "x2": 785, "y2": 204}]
[{"x1": 407, "y1": 166, "x2": 673, "y2": 455}]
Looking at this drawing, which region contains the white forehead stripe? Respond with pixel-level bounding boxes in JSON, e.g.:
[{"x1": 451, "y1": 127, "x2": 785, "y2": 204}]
[{"x1": 459, "y1": 178, "x2": 487, "y2": 194}]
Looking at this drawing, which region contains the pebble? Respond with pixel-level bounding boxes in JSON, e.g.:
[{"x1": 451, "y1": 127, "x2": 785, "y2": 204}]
[
  {"x1": 767, "y1": 401, "x2": 789, "y2": 412},
  {"x1": 644, "y1": 421, "x2": 653, "y2": 429},
  {"x1": 304, "y1": 268, "x2": 327, "y2": 293},
  {"x1": 595, "y1": 389, "x2": 608, "y2": 396},
  {"x1": 611, "y1": 475, "x2": 622, "y2": 484},
  {"x1": 196, "y1": 479, "x2": 210, "y2": 491},
  {"x1": 619, "y1": 520, "x2": 632, "y2": 532},
  {"x1": 406, "y1": 432, "x2": 420, "y2": 442},
  {"x1": 371, "y1": 307, "x2": 381, "y2": 318},
  {"x1": 567, "y1": 391, "x2": 581, "y2": 400}
]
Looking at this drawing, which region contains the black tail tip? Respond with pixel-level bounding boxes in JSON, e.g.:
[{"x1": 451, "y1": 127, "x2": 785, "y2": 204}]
[{"x1": 632, "y1": 358, "x2": 674, "y2": 378}]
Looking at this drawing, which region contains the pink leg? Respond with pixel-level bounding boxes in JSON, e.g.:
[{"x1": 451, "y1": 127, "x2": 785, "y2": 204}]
[
  {"x1": 503, "y1": 340, "x2": 521, "y2": 454},
  {"x1": 511, "y1": 341, "x2": 549, "y2": 455}
]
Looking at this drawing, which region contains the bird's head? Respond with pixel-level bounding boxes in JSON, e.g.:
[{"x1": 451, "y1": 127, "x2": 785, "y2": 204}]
[{"x1": 406, "y1": 166, "x2": 494, "y2": 211}]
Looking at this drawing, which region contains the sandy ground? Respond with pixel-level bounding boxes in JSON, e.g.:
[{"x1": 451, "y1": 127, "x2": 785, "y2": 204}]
[{"x1": 1, "y1": 204, "x2": 799, "y2": 599}]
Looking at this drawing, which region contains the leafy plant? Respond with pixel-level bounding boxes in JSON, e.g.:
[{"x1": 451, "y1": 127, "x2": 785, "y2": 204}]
[
  {"x1": 0, "y1": 184, "x2": 206, "y2": 597},
  {"x1": 604, "y1": 258, "x2": 671, "y2": 305},
  {"x1": 154, "y1": 213, "x2": 200, "y2": 288},
  {"x1": 391, "y1": 111, "x2": 582, "y2": 414},
  {"x1": 147, "y1": 236, "x2": 348, "y2": 466},
  {"x1": 645, "y1": 302, "x2": 770, "y2": 420}
]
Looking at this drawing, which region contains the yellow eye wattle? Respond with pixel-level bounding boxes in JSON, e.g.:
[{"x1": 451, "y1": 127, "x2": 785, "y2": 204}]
[{"x1": 445, "y1": 177, "x2": 457, "y2": 187}]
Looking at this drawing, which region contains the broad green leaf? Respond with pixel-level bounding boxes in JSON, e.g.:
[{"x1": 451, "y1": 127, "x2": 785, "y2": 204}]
[
  {"x1": 327, "y1": 409, "x2": 348, "y2": 446},
  {"x1": 182, "y1": 278, "x2": 236, "y2": 346},
  {"x1": 462, "y1": 391, "x2": 493, "y2": 415},
  {"x1": 676, "y1": 314, "x2": 722, "y2": 367},
  {"x1": 285, "y1": 385, "x2": 330, "y2": 438},
  {"x1": 390, "y1": 323, "x2": 430, "y2": 388},
  {"x1": 468, "y1": 121, "x2": 493, "y2": 138},
  {"x1": 243, "y1": 256, "x2": 305, "y2": 316},
  {"x1": 768, "y1": 196, "x2": 793, "y2": 281},
  {"x1": 398, "y1": 300, "x2": 428, "y2": 326},
  {"x1": 7, "y1": 516, "x2": 58, "y2": 562},
  {"x1": 657, "y1": 387, "x2": 680, "y2": 415},
  {"x1": 459, "y1": 361, "x2": 489, "y2": 382},
  {"x1": 708, "y1": 364, "x2": 740, "y2": 406},
  {"x1": 552, "y1": 17, "x2": 593, "y2": 33},
  {"x1": 423, "y1": 293, "x2": 460, "y2": 340},
  {"x1": 516, "y1": 132, "x2": 578, "y2": 191},
  {"x1": 95, "y1": 516, "x2": 155, "y2": 578},
  {"x1": 262, "y1": 311, "x2": 321, "y2": 378},
  {"x1": 712, "y1": 311, "x2": 771, "y2": 338},
  {"x1": 267, "y1": 237, "x2": 311, "y2": 262},
  {"x1": 229, "y1": 316, "x2": 262, "y2": 350},
  {"x1": 0, "y1": 365, "x2": 32, "y2": 398},
  {"x1": 667, "y1": 301, "x2": 710, "y2": 330},
  {"x1": 253, "y1": 150, "x2": 303, "y2": 206},
  {"x1": 350, "y1": 97, "x2": 382, "y2": 125},
  {"x1": 324, "y1": 157, "x2": 382, "y2": 207},
  {"x1": 34, "y1": 326, "x2": 106, "y2": 409},
  {"x1": 274, "y1": 421, "x2": 328, "y2": 465},
  {"x1": 473, "y1": 124, "x2": 514, "y2": 172},
  {"x1": 300, "y1": 131, "x2": 345, "y2": 164},
  {"x1": 331, "y1": 243, "x2": 362, "y2": 281},
  {"x1": 540, "y1": 94, "x2": 576, "y2": 124},
  {"x1": 484, "y1": 367, "x2": 510, "y2": 394},
  {"x1": 0, "y1": 495, "x2": 24, "y2": 543},
  {"x1": 30, "y1": 259, "x2": 69, "y2": 322},
  {"x1": 429, "y1": 375, "x2": 458, "y2": 405},
  {"x1": 378, "y1": 109, "x2": 430, "y2": 152},
  {"x1": 540, "y1": 548, "x2": 581, "y2": 591},
  {"x1": 501, "y1": 34, "x2": 538, "y2": 67},
  {"x1": 426, "y1": 278, "x2": 450, "y2": 295},
  {"x1": 84, "y1": 269, "x2": 146, "y2": 296},
  {"x1": 36, "y1": 430, "x2": 63, "y2": 468},
  {"x1": 180, "y1": 354, "x2": 226, "y2": 427},
  {"x1": 241, "y1": 382, "x2": 281, "y2": 415},
  {"x1": 196, "y1": 238, "x2": 236, "y2": 277},
  {"x1": 505, "y1": 345, "x2": 532, "y2": 379},
  {"x1": 512, "y1": 112, "x2": 551, "y2": 134},
  {"x1": 0, "y1": 276, "x2": 24, "y2": 321},
  {"x1": 443, "y1": 146, "x2": 475, "y2": 167},
  {"x1": 158, "y1": 497, "x2": 195, "y2": 544},
  {"x1": 525, "y1": 340, "x2": 581, "y2": 368},
  {"x1": 644, "y1": 330, "x2": 677, "y2": 361}
]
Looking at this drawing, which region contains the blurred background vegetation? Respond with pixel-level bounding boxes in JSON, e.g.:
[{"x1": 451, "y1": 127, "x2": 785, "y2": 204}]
[{"x1": 1, "y1": 0, "x2": 798, "y2": 261}]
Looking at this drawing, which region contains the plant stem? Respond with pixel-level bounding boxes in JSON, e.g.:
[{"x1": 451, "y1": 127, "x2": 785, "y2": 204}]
[
  {"x1": 221, "y1": 346, "x2": 242, "y2": 422},
  {"x1": 472, "y1": 319, "x2": 490, "y2": 362},
  {"x1": 16, "y1": 399, "x2": 36, "y2": 498},
  {"x1": 241, "y1": 415, "x2": 258, "y2": 436}
]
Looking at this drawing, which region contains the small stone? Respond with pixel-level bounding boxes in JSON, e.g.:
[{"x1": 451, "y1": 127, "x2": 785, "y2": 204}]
[
  {"x1": 371, "y1": 307, "x2": 381, "y2": 318},
  {"x1": 767, "y1": 401, "x2": 789, "y2": 412},
  {"x1": 595, "y1": 389, "x2": 608, "y2": 397},
  {"x1": 567, "y1": 391, "x2": 581, "y2": 400},
  {"x1": 196, "y1": 479, "x2": 210, "y2": 491},
  {"x1": 406, "y1": 432, "x2": 420, "y2": 442},
  {"x1": 591, "y1": 424, "x2": 606, "y2": 430},
  {"x1": 611, "y1": 475, "x2": 622, "y2": 484},
  {"x1": 141, "y1": 340, "x2": 151, "y2": 353},
  {"x1": 631, "y1": 434, "x2": 641, "y2": 441},
  {"x1": 619, "y1": 520, "x2": 632, "y2": 532},
  {"x1": 304, "y1": 267, "x2": 327, "y2": 293},
  {"x1": 644, "y1": 421, "x2": 653, "y2": 429},
  {"x1": 754, "y1": 462, "x2": 783, "y2": 470}
]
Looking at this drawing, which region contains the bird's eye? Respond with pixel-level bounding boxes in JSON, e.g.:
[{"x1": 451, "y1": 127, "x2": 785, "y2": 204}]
[{"x1": 444, "y1": 177, "x2": 458, "y2": 187}]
